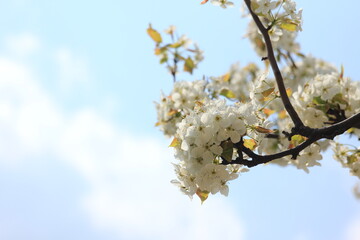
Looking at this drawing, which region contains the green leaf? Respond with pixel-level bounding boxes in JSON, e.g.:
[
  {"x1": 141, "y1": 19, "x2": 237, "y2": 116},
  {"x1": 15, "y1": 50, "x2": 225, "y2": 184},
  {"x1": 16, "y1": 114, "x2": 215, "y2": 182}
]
[
  {"x1": 332, "y1": 93, "x2": 348, "y2": 105},
  {"x1": 183, "y1": 57, "x2": 195, "y2": 74},
  {"x1": 220, "y1": 89, "x2": 236, "y2": 99},
  {"x1": 313, "y1": 96, "x2": 327, "y2": 105},
  {"x1": 159, "y1": 55, "x2": 168, "y2": 64},
  {"x1": 291, "y1": 135, "x2": 306, "y2": 144},
  {"x1": 147, "y1": 24, "x2": 162, "y2": 43},
  {"x1": 220, "y1": 140, "x2": 234, "y2": 162}
]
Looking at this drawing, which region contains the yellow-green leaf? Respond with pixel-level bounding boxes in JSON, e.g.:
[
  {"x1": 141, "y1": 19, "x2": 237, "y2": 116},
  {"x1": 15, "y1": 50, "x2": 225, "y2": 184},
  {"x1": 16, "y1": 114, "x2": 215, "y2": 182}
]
[
  {"x1": 222, "y1": 73, "x2": 231, "y2": 82},
  {"x1": 243, "y1": 139, "x2": 257, "y2": 150},
  {"x1": 169, "y1": 41, "x2": 183, "y2": 48},
  {"x1": 169, "y1": 138, "x2": 180, "y2": 148},
  {"x1": 155, "y1": 121, "x2": 163, "y2": 127},
  {"x1": 347, "y1": 154, "x2": 359, "y2": 164},
  {"x1": 332, "y1": 93, "x2": 348, "y2": 105},
  {"x1": 291, "y1": 134, "x2": 306, "y2": 143},
  {"x1": 184, "y1": 57, "x2": 195, "y2": 74},
  {"x1": 347, "y1": 128, "x2": 355, "y2": 134},
  {"x1": 280, "y1": 22, "x2": 297, "y2": 32},
  {"x1": 286, "y1": 88, "x2": 292, "y2": 97},
  {"x1": 196, "y1": 188, "x2": 209, "y2": 204},
  {"x1": 313, "y1": 96, "x2": 326, "y2": 105},
  {"x1": 220, "y1": 89, "x2": 236, "y2": 99},
  {"x1": 147, "y1": 24, "x2": 162, "y2": 43},
  {"x1": 261, "y1": 87, "x2": 275, "y2": 97}
]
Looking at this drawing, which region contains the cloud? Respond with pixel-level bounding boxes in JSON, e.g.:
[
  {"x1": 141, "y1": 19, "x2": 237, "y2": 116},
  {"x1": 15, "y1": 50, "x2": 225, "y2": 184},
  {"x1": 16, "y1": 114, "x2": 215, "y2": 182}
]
[
  {"x1": 54, "y1": 48, "x2": 90, "y2": 89},
  {"x1": 4, "y1": 33, "x2": 41, "y2": 57},
  {"x1": 56, "y1": 108, "x2": 245, "y2": 240},
  {"x1": 345, "y1": 217, "x2": 360, "y2": 240},
  {"x1": 0, "y1": 57, "x2": 62, "y2": 164},
  {"x1": 0, "y1": 33, "x2": 245, "y2": 239}
]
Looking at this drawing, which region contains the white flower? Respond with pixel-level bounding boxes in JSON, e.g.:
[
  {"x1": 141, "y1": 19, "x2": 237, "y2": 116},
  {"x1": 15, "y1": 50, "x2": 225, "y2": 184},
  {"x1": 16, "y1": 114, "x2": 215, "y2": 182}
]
[
  {"x1": 295, "y1": 144, "x2": 322, "y2": 173},
  {"x1": 254, "y1": 0, "x2": 278, "y2": 15},
  {"x1": 211, "y1": 0, "x2": 234, "y2": 9},
  {"x1": 269, "y1": 27, "x2": 283, "y2": 42},
  {"x1": 170, "y1": 98, "x2": 259, "y2": 199}
]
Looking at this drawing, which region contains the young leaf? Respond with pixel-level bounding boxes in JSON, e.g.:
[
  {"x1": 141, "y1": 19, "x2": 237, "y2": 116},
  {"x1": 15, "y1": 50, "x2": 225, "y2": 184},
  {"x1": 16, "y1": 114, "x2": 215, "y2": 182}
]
[
  {"x1": 155, "y1": 121, "x2": 163, "y2": 127},
  {"x1": 196, "y1": 189, "x2": 209, "y2": 204},
  {"x1": 340, "y1": 64, "x2": 344, "y2": 79},
  {"x1": 169, "y1": 138, "x2": 180, "y2": 148},
  {"x1": 167, "y1": 109, "x2": 178, "y2": 116},
  {"x1": 243, "y1": 139, "x2": 257, "y2": 150},
  {"x1": 286, "y1": 88, "x2": 292, "y2": 97},
  {"x1": 313, "y1": 96, "x2": 327, "y2": 105},
  {"x1": 184, "y1": 57, "x2": 195, "y2": 74},
  {"x1": 332, "y1": 93, "x2": 348, "y2": 105},
  {"x1": 278, "y1": 110, "x2": 287, "y2": 119},
  {"x1": 169, "y1": 42, "x2": 183, "y2": 48},
  {"x1": 254, "y1": 126, "x2": 274, "y2": 134},
  {"x1": 147, "y1": 24, "x2": 162, "y2": 43},
  {"x1": 261, "y1": 87, "x2": 275, "y2": 97},
  {"x1": 280, "y1": 21, "x2": 298, "y2": 32},
  {"x1": 263, "y1": 108, "x2": 275, "y2": 117},
  {"x1": 220, "y1": 89, "x2": 236, "y2": 99},
  {"x1": 222, "y1": 73, "x2": 231, "y2": 82},
  {"x1": 221, "y1": 140, "x2": 234, "y2": 162}
]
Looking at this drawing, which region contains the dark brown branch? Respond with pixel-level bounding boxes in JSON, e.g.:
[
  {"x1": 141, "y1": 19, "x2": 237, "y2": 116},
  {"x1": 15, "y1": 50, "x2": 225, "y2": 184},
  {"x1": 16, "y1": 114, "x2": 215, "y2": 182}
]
[
  {"x1": 244, "y1": 0, "x2": 304, "y2": 128},
  {"x1": 226, "y1": 112, "x2": 360, "y2": 168}
]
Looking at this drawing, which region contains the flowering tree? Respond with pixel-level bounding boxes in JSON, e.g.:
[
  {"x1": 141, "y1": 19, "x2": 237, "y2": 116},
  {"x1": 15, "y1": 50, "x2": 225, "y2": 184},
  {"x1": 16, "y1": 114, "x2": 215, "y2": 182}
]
[{"x1": 149, "y1": 0, "x2": 360, "y2": 202}]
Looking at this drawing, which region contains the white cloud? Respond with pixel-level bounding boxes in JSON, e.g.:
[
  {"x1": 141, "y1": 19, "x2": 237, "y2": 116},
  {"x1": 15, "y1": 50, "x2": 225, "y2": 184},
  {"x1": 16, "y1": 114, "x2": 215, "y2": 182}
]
[
  {"x1": 0, "y1": 34, "x2": 245, "y2": 239},
  {"x1": 4, "y1": 33, "x2": 40, "y2": 57},
  {"x1": 56, "y1": 108, "x2": 245, "y2": 240},
  {"x1": 0, "y1": 57, "x2": 62, "y2": 163},
  {"x1": 345, "y1": 217, "x2": 360, "y2": 240},
  {"x1": 54, "y1": 48, "x2": 90, "y2": 89}
]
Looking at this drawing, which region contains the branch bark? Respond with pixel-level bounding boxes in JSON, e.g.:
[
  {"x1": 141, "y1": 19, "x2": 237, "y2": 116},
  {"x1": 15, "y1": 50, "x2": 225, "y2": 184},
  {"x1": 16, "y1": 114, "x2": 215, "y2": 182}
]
[
  {"x1": 244, "y1": 0, "x2": 304, "y2": 128},
  {"x1": 226, "y1": 112, "x2": 360, "y2": 168}
]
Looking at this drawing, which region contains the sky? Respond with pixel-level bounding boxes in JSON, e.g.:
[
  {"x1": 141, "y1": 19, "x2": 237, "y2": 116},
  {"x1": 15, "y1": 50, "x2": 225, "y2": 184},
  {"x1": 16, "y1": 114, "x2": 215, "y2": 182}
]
[{"x1": 0, "y1": 0, "x2": 359, "y2": 240}]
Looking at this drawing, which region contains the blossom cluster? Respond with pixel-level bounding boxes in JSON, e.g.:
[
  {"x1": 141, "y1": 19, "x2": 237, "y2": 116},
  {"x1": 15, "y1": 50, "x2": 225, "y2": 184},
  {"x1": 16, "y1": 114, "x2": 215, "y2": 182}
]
[
  {"x1": 151, "y1": 0, "x2": 360, "y2": 201},
  {"x1": 252, "y1": 0, "x2": 303, "y2": 32},
  {"x1": 246, "y1": 20, "x2": 300, "y2": 58},
  {"x1": 332, "y1": 141, "x2": 360, "y2": 179},
  {"x1": 206, "y1": 63, "x2": 259, "y2": 101},
  {"x1": 292, "y1": 72, "x2": 360, "y2": 131},
  {"x1": 171, "y1": 99, "x2": 259, "y2": 198},
  {"x1": 155, "y1": 80, "x2": 208, "y2": 137}
]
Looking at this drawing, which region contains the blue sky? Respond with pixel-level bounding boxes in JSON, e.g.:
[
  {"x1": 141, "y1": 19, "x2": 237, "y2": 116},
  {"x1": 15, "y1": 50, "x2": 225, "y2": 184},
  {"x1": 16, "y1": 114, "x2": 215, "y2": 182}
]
[{"x1": 0, "y1": 0, "x2": 359, "y2": 239}]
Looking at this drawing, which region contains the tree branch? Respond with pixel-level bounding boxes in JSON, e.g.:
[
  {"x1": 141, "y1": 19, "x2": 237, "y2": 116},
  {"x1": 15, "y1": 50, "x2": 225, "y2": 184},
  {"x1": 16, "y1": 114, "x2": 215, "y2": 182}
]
[
  {"x1": 244, "y1": 0, "x2": 304, "y2": 128},
  {"x1": 226, "y1": 112, "x2": 360, "y2": 168}
]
